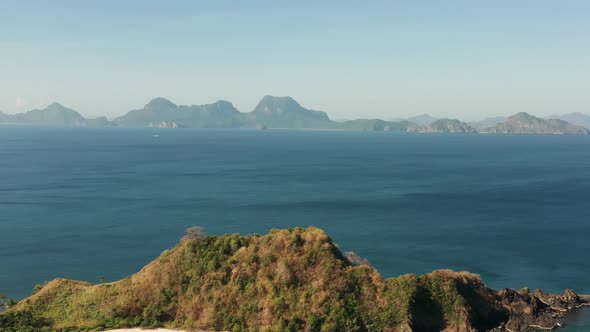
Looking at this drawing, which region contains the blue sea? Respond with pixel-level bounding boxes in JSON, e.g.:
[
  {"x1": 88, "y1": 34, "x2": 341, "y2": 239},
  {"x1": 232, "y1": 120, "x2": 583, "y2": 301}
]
[{"x1": 1, "y1": 127, "x2": 589, "y2": 328}]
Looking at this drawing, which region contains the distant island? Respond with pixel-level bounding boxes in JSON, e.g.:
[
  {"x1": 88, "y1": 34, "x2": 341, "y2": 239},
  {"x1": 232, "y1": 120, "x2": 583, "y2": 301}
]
[
  {"x1": 1, "y1": 227, "x2": 587, "y2": 332},
  {"x1": 1, "y1": 96, "x2": 589, "y2": 135}
]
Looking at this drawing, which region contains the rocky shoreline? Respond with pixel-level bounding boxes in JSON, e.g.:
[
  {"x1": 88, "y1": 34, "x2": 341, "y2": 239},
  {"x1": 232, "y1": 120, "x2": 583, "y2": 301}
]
[{"x1": 490, "y1": 290, "x2": 589, "y2": 331}]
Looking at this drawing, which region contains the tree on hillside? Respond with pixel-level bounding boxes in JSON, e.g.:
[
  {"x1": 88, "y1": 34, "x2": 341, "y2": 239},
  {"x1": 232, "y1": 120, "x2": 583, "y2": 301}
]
[
  {"x1": 6, "y1": 299, "x2": 16, "y2": 308},
  {"x1": 344, "y1": 251, "x2": 370, "y2": 266},
  {"x1": 0, "y1": 294, "x2": 14, "y2": 311},
  {"x1": 182, "y1": 226, "x2": 207, "y2": 241},
  {"x1": 32, "y1": 282, "x2": 47, "y2": 295}
]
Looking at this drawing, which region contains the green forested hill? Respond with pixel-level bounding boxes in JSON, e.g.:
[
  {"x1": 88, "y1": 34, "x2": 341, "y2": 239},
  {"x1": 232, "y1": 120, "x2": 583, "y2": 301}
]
[{"x1": 1, "y1": 227, "x2": 584, "y2": 332}]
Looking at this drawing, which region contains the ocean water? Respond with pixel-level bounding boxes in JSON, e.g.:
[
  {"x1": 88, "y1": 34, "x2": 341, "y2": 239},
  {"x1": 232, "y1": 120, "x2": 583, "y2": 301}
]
[
  {"x1": 563, "y1": 308, "x2": 590, "y2": 331},
  {"x1": 1, "y1": 127, "x2": 589, "y2": 326}
]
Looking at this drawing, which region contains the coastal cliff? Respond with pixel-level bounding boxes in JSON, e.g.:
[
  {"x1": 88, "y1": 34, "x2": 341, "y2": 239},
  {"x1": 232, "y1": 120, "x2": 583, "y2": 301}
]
[{"x1": 1, "y1": 227, "x2": 587, "y2": 332}]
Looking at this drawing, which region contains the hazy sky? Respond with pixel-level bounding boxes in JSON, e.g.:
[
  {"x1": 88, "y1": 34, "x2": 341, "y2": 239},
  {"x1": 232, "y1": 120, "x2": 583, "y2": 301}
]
[{"x1": 1, "y1": 1, "x2": 589, "y2": 120}]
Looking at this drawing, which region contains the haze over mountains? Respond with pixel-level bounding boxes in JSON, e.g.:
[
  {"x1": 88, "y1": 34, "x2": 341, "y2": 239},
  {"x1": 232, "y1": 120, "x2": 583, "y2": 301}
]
[
  {"x1": 484, "y1": 112, "x2": 590, "y2": 135},
  {"x1": 114, "y1": 98, "x2": 243, "y2": 129},
  {"x1": 406, "y1": 113, "x2": 439, "y2": 126},
  {"x1": 469, "y1": 117, "x2": 508, "y2": 130},
  {"x1": 0, "y1": 102, "x2": 107, "y2": 127},
  {"x1": 549, "y1": 112, "x2": 590, "y2": 129},
  {"x1": 1, "y1": 96, "x2": 589, "y2": 135}
]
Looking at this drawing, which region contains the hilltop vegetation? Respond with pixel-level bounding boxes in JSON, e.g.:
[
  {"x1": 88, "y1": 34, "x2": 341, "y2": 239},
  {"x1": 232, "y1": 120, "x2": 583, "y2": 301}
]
[{"x1": 1, "y1": 227, "x2": 586, "y2": 332}]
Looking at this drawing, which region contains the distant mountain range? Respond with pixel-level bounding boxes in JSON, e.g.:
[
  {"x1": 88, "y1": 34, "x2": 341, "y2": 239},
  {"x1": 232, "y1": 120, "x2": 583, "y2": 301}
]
[
  {"x1": 411, "y1": 118, "x2": 476, "y2": 133},
  {"x1": 111, "y1": 96, "x2": 331, "y2": 129},
  {"x1": 0, "y1": 102, "x2": 108, "y2": 127},
  {"x1": 1, "y1": 96, "x2": 589, "y2": 134},
  {"x1": 548, "y1": 112, "x2": 590, "y2": 129},
  {"x1": 113, "y1": 98, "x2": 243, "y2": 128},
  {"x1": 335, "y1": 119, "x2": 419, "y2": 132},
  {"x1": 482, "y1": 112, "x2": 590, "y2": 135},
  {"x1": 246, "y1": 95, "x2": 331, "y2": 129},
  {"x1": 405, "y1": 113, "x2": 439, "y2": 126},
  {"x1": 469, "y1": 116, "x2": 507, "y2": 130}
]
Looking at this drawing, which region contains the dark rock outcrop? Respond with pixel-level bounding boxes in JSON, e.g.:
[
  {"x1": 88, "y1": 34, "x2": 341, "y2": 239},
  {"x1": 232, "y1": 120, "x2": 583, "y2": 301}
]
[{"x1": 489, "y1": 288, "x2": 587, "y2": 331}]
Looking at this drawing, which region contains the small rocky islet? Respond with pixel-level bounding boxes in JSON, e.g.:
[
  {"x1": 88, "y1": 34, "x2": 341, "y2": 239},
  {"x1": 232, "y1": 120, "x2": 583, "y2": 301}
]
[{"x1": 1, "y1": 227, "x2": 587, "y2": 332}]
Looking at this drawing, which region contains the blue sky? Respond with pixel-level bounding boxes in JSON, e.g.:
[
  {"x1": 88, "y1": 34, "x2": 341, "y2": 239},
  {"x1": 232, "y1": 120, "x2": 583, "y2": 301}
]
[{"x1": 1, "y1": 1, "x2": 589, "y2": 120}]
